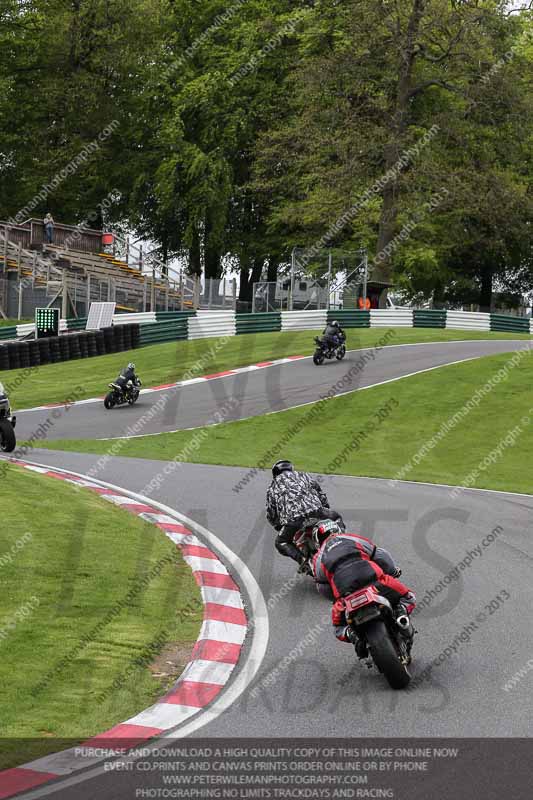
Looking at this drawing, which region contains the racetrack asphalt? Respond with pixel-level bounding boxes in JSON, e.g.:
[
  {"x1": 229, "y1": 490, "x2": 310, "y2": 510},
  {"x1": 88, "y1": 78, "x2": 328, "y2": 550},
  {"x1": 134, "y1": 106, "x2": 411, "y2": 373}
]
[
  {"x1": 14, "y1": 338, "x2": 533, "y2": 441},
  {"x1": 4, "y1": 337, "x2": 533, "y2": 798}
]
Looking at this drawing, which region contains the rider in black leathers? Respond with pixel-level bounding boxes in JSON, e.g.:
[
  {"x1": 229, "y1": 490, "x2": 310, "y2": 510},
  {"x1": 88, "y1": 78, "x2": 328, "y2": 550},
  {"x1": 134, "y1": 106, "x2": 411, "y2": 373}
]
[
  {"x1": 266, "y1": 460, "x2": 344, "y2": 565},
  {"x1": 114, "y1": 362, "x2": 140, "y2": 392},
  {"x1": 321, "y1": 320, "x2": 345, "y2": 351}
]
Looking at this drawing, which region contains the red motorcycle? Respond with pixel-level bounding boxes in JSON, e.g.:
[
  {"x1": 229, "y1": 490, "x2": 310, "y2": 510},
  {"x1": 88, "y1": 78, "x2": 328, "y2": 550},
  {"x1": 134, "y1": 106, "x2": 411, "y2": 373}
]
[{"x1": 343, "y1": 584, "x2": 413, "y2": 689}]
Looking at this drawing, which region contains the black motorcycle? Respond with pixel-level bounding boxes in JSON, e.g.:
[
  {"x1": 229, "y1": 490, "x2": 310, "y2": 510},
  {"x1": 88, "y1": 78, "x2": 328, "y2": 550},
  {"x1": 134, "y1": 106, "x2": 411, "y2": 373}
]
[
  {"x1": 0, "y1": 384, "x2": 16, "y2": 452},
  {"x1": 313, "y1": 333, "x2": 346, "y2": 365},
  {"x1": 343, "y1": 585, "x2": 415, "y2": 689},
  {"x1": 104, "y1": 378, "x2": 142, "y2": 410}
]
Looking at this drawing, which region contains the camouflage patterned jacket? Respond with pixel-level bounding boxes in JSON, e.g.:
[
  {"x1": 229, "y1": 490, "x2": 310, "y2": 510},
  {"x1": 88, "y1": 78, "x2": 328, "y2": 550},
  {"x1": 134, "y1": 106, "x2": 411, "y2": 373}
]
[{"x1": 266, "y1": 471, "x2": 329, "y2": 530}]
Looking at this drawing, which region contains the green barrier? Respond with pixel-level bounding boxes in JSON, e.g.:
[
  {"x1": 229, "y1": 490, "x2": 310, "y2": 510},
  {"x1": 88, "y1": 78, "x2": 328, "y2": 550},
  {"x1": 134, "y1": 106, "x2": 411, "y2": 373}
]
[
  {"x1": 490, "y1": 314, "x2": 530, "y2": 334},
  {"x1": 155, "y1": 310, "x2": 196, "y2": 321},
  {"x1": 139, "y1": 320, "x2": 188, "y2": 346},
  {"x1": 236, "y1": 312, "x2": 281, "y2": 334},
  {"x1": 327, "y1": 310, "x2": 370, "y2": 328},
  {"x1": 413, "y1": 309, "x2": 447, "y2": 328},
  {"x1": 0, "y1": 326, "x2": 17, "y2": 340}
]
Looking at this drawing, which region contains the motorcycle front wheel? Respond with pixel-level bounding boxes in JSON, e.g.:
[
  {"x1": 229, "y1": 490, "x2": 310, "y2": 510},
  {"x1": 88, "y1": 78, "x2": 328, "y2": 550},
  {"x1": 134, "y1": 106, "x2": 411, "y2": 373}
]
[
  {"x1": 313, "y1": 349, "x2": 325, "y2": 365},
  {"x1": 128, "y1": 392, "x2": 139, "y2": 405},
  {"x1": 336, "y1": 345, "x2": 346, "y2": 360},
  {"x1": 104, "y1": 392, "x2": 116, "y2": 410},
  {"x1": 0, "y1": 419, "x2": 16, "y2": 452},
  {"x1": 364, "y1": 620, "x2": 411, "y2": 689}
]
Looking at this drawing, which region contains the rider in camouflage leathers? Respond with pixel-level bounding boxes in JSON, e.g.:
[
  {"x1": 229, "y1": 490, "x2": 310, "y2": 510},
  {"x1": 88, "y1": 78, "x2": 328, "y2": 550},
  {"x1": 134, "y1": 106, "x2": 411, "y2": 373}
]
[{"x1": 266, "y1": 461, "x2": 343, "y2": 564}]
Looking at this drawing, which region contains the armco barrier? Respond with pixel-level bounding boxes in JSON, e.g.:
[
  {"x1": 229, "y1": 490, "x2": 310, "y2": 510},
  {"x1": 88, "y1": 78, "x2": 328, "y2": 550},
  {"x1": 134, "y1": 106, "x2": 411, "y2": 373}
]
[
  {"x1": 139, "y1": 319, "x2": 188, "y2": 346},
  {"x1": 281, "y1": 310, "x2": 327, "y2": 332},
  {"x1": 188, "y1": 310, "x2": 236, "y2": 340},
  {"x1": 414, "y1": 309, "x2": 447, "y2": 328},
  {"x1": 490, "y1": 314, "x2": 530, "y2": 334},
  {"x1": 236, "y1": 312, "x2": 281, "y2": 335},
  {"x1": 446, "y1": 310, "x2": 490, "y2": 331},
  {"x1": 370, "y1": 308, "x2": 413, "y2": 327},
  {"x1": 327, "y1": 309, "x2": 370, "y2": 328}
]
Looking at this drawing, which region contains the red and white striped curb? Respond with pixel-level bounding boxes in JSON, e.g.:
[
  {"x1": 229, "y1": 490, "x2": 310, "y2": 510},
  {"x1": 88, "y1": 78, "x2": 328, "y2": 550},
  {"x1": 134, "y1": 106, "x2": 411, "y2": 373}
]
[
  {"x1": 15, "y1": 355, "x2": 306, "y2": 414},
  {"x1": 0, "y1": 461, "x2": 249, "y2": 800}
]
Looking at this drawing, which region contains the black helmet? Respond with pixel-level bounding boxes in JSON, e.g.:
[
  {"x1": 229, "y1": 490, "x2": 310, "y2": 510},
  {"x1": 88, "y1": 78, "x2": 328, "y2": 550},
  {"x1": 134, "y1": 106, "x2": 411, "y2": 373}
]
[
  {"x1": 313, "y1": 519, "x2": 343, "y2": 549},
  {"x1": 272, "y1": 460, "x2": 294, "y2": 478},
  {"x1": 331, "y1": 320, "x2": 340, "y2": 327}
]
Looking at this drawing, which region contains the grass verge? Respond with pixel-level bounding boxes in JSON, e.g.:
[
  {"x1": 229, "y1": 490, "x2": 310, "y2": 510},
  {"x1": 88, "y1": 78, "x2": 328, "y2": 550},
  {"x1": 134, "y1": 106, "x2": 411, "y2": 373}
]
[
  {"x1": 37, "y1": 350, "x2": 533, "y2": 495},
  {"x1": 0, "y1": 464, "x2": 202, "y2": 770},
  {"x1": 1, "y1": 327, "x2": 530, "y2": 409}
]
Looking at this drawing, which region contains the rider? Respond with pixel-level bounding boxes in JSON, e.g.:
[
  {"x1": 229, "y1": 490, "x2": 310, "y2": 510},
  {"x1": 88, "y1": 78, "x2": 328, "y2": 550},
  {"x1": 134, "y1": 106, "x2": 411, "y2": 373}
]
[
  {"x1": 114, "y1": 362, "x2": 140, "y2": 392},
  {"x1": 311, "y1": 525, "x2": 416, "y2": 651},
  {"x1": 266, "y1": 460, "x2": 344, "y2": 567},
  {"x1": 322, "y1": 319, "x2": 345, "y2": 351}
]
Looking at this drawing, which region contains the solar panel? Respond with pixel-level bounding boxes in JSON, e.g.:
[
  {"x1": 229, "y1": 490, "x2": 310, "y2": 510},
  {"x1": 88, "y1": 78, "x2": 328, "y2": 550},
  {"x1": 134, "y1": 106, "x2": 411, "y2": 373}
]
[{"x1": 86, "y1": 302, "x2": 116, "y2": 330}]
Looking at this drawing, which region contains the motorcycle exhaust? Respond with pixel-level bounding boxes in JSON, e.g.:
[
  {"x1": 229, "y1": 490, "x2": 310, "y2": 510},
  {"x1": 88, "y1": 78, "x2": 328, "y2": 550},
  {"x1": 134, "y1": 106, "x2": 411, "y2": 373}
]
[{"x1": 396, "y1": 615, "x2": 414, "y2": 639}]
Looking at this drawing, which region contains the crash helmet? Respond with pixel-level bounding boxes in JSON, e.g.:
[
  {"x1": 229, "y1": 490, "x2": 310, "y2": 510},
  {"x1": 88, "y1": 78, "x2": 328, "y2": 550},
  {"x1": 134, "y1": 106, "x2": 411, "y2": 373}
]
[
  {"x1": 331, "y1": 320, "x2": 340, "y2": 328},
  {"x1": 313, "y1": 519, "x2": 343, "y2": 549},
  {"x1": 127, "y1": 363, "x2": 136, "y2": 371},
  {"x1": 272, "y1": 460, "x2": 294, "y2": 478}
]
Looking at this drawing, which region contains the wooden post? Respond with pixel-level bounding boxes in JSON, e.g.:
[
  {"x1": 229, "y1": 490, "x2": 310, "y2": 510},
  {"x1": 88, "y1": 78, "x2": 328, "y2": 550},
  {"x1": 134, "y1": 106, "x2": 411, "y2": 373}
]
[
  {"x1": 17, "y1": 278, "x2": 23, "y2": 320},
  {"x1": 139, "y1": 244, "x2": 143, "y2": 273},
  {"x1": 61, "y1": 270, "x2": 68, "y2": 318},
  {"x1": 232, "y1": 278, "x2": 237, "y2": 311},
  {"x1": 125, "y1": 236, "x2": 129, "y2": 266},
  {"x1": 87, "y1": 273, "x2": 91, "y2": 316},
  {"x1": 179, "y1": 272, "x2": 184, "y2": 311},
  {"x1": 151, "y1": 268, "x2": 156, "y2": 311},
  {"x1": 165, "y1": 286, "x2": 169, "y2": 311}
]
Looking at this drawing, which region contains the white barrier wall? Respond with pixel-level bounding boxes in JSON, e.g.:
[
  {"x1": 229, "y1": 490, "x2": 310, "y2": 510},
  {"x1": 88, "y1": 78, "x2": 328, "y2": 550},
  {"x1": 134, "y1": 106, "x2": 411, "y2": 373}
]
[
  {"x1": 113, "y1": 312, "x2": 156, "y2": 325},
  {"x1": 188, "y1": 310, "x2": 236, "y2": 340},
  {"x1": 281, "y1": 310, "x2": 327, "y2": 332},
  {"x1": 446, "y1": 311, "x2": 491, "y2": 331},
  {"x1": 369, "y1": 309, "x2": 413, "y2": 328}
]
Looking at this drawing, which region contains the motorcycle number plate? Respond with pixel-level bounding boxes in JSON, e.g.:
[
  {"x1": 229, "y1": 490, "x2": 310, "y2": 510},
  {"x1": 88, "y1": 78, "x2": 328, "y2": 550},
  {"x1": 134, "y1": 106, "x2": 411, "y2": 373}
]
[{"x1": 345, "y1": 590, "x2": 374, "y2": 611}]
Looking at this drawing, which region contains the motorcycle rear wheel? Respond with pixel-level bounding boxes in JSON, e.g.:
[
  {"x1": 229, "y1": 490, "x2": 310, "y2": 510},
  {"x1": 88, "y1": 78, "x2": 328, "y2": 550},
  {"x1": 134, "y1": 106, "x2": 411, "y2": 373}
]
[
  {"x1": 104, "y1": 392, "x2": 116, "y2": 410},
  {"x1": 313, "y1": 350, "x2": 325, "y2": 365},
  {"x1": 0, "y1": 420, "x2": 16, "y2": 452},
  {"x1": 364, "y1": 620, "x2": 411, "y2": 689}
]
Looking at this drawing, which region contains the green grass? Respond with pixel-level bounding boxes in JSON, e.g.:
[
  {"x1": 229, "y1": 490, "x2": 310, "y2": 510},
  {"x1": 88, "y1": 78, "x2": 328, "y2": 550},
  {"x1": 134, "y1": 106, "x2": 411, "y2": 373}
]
[
  {"x1": 0, "y1": 464, "x2": 202, "y2": 770},
  {"x1": 1, "y1": 327, "x2": 530, "y2": 409},
  {"x1": 39, "y1": 350, "x2": 533, "y2": 495},
  {"x1": 0, "y1": 318, "x2": 30, "y2": 328}
]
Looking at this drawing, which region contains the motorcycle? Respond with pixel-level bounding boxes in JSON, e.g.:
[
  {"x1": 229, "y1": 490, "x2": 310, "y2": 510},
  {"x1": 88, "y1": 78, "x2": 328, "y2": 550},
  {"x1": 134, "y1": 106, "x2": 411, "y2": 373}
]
[
  {"x1": 104, "y1": 378, "x2": 142, "y2": 410},
  {"x1": 343, "y1": 584, "x2": 414, "y2": 689},
  {"x1": 313, "y1": 333, "x2": 346, "y2": 365},
  {"x1": 0, "y1": 384, "x2": 16, "y2": 453}
]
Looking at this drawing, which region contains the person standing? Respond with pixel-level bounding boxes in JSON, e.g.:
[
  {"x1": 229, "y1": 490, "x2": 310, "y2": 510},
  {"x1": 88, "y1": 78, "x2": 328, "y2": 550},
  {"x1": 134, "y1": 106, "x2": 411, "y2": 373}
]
[{"x1": 43, "y1": 213, "x2": 54, "y2": 244}]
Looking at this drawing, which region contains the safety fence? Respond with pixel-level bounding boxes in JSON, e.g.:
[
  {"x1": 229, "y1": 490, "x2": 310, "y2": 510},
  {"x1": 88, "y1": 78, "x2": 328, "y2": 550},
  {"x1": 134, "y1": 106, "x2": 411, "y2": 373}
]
[{"x1": 1, "y1": 308, "x2": 532, "y2": 372}]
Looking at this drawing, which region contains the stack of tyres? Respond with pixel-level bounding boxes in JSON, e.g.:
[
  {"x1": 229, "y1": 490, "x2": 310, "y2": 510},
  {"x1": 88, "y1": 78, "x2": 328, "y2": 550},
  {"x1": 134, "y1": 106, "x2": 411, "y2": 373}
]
[
  {"x1": 19, "y1": 341, "x2": 30, "y2": 368},
  {"x1": 102, "y1": 326, "x2": 116, "y2": 354},
  {"x1": 86, "y1": 331, "x2": 98, "y2": 358},
  {"x1": 38, "y1": 338, "x2": 51, "y2": 365},
  {"x1": 7, "y1": 342, "x2": 21, "y2": 370},
  {"x1": 95, "y1": 330, "x2": 106, "y2": 355},
  {"x1": 68, "y1": 334, "x2": 81, "y2": 360},
  {"x1": 114, "y1": 325, "x2": 125, "y2": 352},
  {"x1": 0, "y1": 345, "x2": 9, "y2": 371},
  {"x1": 78, "y1": 332, "x2": 89, "y2": 359},
  {"x1": 59, "y1": 336, "x2": 70, "y2": 361},
  {"x1": 49, "y1": 337, "x2": 61, "y2": 363},
  {"x1": 121, "y1": 324, "x2": 132, "y2": 351},
  {"x1": 130, "y1": 323, "x2": 140, "y2": 349},
  {"x1": 29, "y1": 340, "x2": 41, "y2": 367}
]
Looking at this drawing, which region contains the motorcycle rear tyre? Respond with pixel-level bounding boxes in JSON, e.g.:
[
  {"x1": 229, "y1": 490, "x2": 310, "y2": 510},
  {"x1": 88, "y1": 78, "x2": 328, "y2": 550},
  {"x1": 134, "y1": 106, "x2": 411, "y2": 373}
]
[{"x1": 365, "y1": 620, "x2": 411, "y2": 689}]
